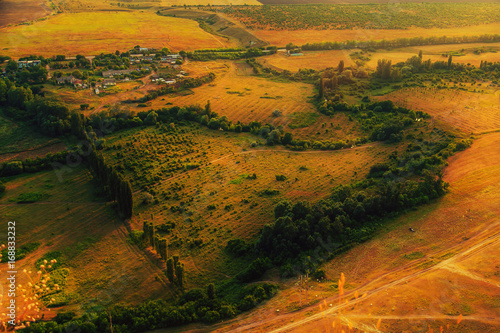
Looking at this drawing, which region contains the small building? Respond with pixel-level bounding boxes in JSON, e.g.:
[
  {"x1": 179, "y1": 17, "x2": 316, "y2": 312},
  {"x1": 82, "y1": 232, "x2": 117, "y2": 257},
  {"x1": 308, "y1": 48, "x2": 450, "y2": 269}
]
[
  {"x1": 56, "y1": 75, "x2": 76, "y2": 84},
  {"x1": 102, "y1": 69, "x2": 135, "y2": 78},
  {"x1": 165, "y1": 79, "x2": 176, "y2": 85},
  {"x1": 18, "y1": 60, "x2": 42, "y2": 69},
  {"x1": 150, "y1": 74, "x2": 160, "y2": 82},
  {"x1": 103, "y1": 78, "x2": 116, "y2": 86}
]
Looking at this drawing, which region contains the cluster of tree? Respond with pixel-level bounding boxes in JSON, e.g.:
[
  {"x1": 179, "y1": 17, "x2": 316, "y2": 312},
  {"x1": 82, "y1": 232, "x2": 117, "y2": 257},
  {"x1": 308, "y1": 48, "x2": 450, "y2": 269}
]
[
  {"x1": 185, "y1": 48, "x2": 274, "y2": 61},
  {"x1": 134, "y1": 73, "x2": 216, "y2": 103},
  {"x1": 93, "y1": 53, "x2": 129, "y2": 69},
  {"x1": 246, "y1": 59, "x2": 319, "y2": 83},
  {"x1": 142, "y1": 219, "x2": 186, "y2": 288},
  {"x1": 222, "y1": 3, "x2": 500, "y2": 31},
  {"x1": 21, "y1": 282, "x2": 277, "y2": 332},
  {"x1": 255, "y1": 109, "x2": 470, "y2": 266},
  {"x1": 0, "y1": 80, "x2": 73, "y2": 137},
  {"x1": 87, "y1": 146, "x2": 133, "y2": 218},
  {"x1": 302, "y1": 34, "x2": 500, "y2": 52},
  {"x1": 0, "y1": 151, "x2": 71, "y2": 177}
]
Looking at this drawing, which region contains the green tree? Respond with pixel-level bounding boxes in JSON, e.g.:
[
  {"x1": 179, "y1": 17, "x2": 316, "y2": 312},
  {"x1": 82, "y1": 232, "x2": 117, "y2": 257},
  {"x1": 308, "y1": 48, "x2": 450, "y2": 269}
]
[
  {"x1": 119, "y1": 179, "x2": 133, "y2": 218},
  {"x1": 204, "y1": 100, "x2": 211, "y2": 116},
  {"x1": 207, "y1": 283, "x2": 215, "y2": 300},
  {"x1": 176, "y1": 262, "x2": 185, "y2": 289},
  {"x1": 282, "y1": 132, "x2": 293, "y2": 145},
  {"x1": 448, "y1": 55, "x2": 453, "y2": 68},
  {"x1": 166, "y1": 258, "x2": 175, "y2": 283},
  {"x1": 6, "y1": 60, "x2": 17, "y2": 72},
  {"x1": 7, "y1": 86, "x2": 33, "y2": 109},
  {"x1": 338, "y1": 60, "x2": 344, "y2": 73}
]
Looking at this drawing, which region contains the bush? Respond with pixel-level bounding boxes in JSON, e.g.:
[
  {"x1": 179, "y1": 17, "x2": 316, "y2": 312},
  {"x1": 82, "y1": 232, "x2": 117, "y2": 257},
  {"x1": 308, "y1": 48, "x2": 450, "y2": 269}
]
[
  {"x1": 1, "y1": 161, "x2": 23, "y2": 176},
  {"x1": 236, "y1": 257, "x2": 272, "y2": 282},
  {"x1": 226, "y1": 238, "x2": 250, "y2": 256}
]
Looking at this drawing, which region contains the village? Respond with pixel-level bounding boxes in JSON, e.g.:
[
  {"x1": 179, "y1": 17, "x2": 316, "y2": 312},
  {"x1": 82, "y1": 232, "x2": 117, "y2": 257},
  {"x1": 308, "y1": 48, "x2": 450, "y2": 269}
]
[{"x1": 8, "y1": 46, "x2": 188, "y2": 95}]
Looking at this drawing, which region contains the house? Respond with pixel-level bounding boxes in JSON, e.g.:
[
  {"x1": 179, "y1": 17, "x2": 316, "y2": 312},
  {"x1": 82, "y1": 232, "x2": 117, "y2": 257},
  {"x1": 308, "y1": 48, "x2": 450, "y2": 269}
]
[
  {"x1": 151, "y1": 74, "x2": 160, "y2": 81},
  {"x1": 165, "y1": 79, "x2": 176, "y2": 85},
  {"x1": 167, "y1": 54, "x2": 181, "y2": 59},
  {"x1": 176, "y1": 74, "x2": 184, "y2": 78},
  {"x1": 73, "y1": 79, "x2": 83, "y2": 87},
  {"x1": 103, "y1": 78, "x2": 116, "y2": 86},
  {"x1": 102, "y1": 69, "x2": 135, "y2": 78},
  {"x1": 56, "y1": 75, "x2": 76, "y2": 84},
  {"x1": 18, "y1": 60, "x2": 41, "y2": 69},
  {"x1": 95, "y1": 87, "x2": 100, "y2": 94}
]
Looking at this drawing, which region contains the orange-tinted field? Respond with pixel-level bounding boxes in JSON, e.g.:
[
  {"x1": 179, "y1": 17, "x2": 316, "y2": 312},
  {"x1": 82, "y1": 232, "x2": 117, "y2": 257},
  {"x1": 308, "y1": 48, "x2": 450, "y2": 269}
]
[
  {"x1": 0, "y1": 0, "x2": 51, "y2": 27},
  {"x1": 376, "y1": 88, "x2": 500, "y2": 135},
  {"x1": 0, "y1": 168, "x2": 173, "y2": 314},
  {"x1": 0, "y1": 11, "x2": 235, "y2": 58},
  {"x1": 258, "y1": 50, "x2": 355, "y2": 72},
  {"x1": 198, "y1": 132, "x2": 500, "y2": 333},
  {"x1": 251, "y1": 23, "x2": 500, "y2": 47},
  {"x1": 117, "y1": 124, "x2": 394, "y2": 285},
  {"x1": 366, "y1": 43, "x2": 500, "y2": 69}
]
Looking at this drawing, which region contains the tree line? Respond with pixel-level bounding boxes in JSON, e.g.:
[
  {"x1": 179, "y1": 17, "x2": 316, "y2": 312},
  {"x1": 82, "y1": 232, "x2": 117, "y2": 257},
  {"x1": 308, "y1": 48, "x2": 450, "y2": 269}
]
[{"x1": 302, "y1": 34, "x2": 500, "y2": 52}]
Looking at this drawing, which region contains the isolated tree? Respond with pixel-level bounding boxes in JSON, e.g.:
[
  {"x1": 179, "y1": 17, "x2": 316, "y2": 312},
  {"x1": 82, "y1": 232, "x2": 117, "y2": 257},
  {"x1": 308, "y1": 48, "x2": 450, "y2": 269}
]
[
  {"x1": 418, "y1": 50, "x2": 423, "y2": 60},
  {"x1": 448, "y1": 55, "x2": 453, "y2": 68},
  {"x1": 376, "y1": 59, "x2": 392, "y2": 80},
  {"x1": 166, "y1": 258, "x2": 175, "y2": 283},
  {"x1": 176, "y1": 263, "x2": 185, "y2": 289},
  {"x1": 119, "y1": 179, "x2": 133, "y2": 218},
  {"x1": 204, "y1": 100, "x2": 212, "y2": 117},
  {"x1": 207, "y1": 283, "x2": 215, "y2": 300},
  {"x1": 281, "y1": 132, "x2": 293, "y2": 145},
  {"x1": 338, "y1": 60, "x2": 345, "y2": 73}
]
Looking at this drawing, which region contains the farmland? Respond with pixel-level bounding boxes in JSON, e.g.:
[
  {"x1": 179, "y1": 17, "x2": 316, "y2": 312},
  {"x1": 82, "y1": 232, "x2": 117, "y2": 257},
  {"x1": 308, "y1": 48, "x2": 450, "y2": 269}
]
[
  {"x1": 0, "y1": 11, "x2": 235, "y2": 58},
  {"x1": 2, "y1": 1, "x2": 500, "y2": 332},
  {"x1": 375, "y1": 88, "x2": 500, "y2": 135},
  {"x1": 224, "y1": 3, "x2": 500, "y2": 30},
  {"x1": 251, "y1": 23, "x2": 500, "y2": 48},
  {"x1": 101, "y1": 124, "x2": 397, "y2": 285},
  {"x1": 0, "y1": 167, "x2": 172, "y2": 312},
  {"x1": 0, "y1": 0, "x2": 51, "y2": 27}
]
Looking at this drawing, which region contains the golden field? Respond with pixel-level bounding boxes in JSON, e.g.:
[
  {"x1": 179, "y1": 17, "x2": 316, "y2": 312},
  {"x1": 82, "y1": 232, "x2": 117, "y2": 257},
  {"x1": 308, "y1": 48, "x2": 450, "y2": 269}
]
[
  {"x1": 251, "y1": 23, "x2": 500, "y2": 47},
  {"x1": 0, "y1": 11, "x2": 236, "y2": 58}
]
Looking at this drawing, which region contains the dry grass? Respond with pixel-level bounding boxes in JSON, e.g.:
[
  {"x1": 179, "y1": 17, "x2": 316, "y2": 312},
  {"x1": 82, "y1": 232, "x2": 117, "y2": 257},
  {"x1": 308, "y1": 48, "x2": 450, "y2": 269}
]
[
  {"x1": 208, "y1": 131, "x2": 500, "y2": 332},
  {"x1": 258, "y1": 50, "x2": 355, "y2": 72},
  {"x1": 0, "y1": 11, "x2": 236, "y2": 58},
  {"x1": 251, "y1": 23, "x2": 500, "y2": 47},
  {"x1": 148, "y1": 61, "x2": 318, "y2": 127},
  {"x1": 0, "y1": 0, "x2": 51, "y2": 28},
  {"x1": 0, "y1": 167, "x2": 172, "y2": 313},
  {"x1": 375, "y1": 87, "x2": 500, "y2": 135},
  {"x1": 366, "y1": 43, "x2": 500, "y2": 69},
  {"x1": 104, "y1": 125, "x2": 393, "y2": 285}
]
